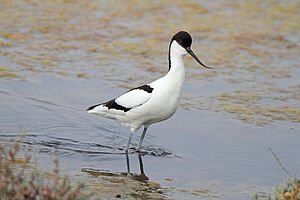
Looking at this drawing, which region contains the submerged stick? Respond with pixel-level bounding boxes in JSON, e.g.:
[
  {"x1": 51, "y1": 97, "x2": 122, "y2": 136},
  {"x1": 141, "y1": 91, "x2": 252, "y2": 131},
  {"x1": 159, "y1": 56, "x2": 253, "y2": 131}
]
[{"x1": 268, "y1": 147, "x2": 294, "y2": 179}]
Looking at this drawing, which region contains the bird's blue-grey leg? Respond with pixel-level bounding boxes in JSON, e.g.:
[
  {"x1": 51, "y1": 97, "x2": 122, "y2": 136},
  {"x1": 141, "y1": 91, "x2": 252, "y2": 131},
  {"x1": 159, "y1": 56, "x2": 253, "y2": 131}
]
[
  {"x1": 125, "y1": 131, "x2": 134, "y2": 153},
  {"x1": 137, "y1": 126, "x2": 148, "y2": 151},
  {"x1": 138, "y1": 153, "x2": 145, "y2": 175},
  {"x1": 125, "y1": 152, "x2": 130, "y2": 175}
]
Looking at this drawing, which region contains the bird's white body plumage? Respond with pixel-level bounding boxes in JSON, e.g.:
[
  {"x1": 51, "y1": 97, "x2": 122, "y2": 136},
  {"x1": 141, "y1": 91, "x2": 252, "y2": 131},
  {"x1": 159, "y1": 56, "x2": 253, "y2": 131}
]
[
  {"x1": 88, "y1": 41, "x2": 187, "y2": 133},
  {"x1": 87, "y1": 31, "x2": 211, "y2": 152}
]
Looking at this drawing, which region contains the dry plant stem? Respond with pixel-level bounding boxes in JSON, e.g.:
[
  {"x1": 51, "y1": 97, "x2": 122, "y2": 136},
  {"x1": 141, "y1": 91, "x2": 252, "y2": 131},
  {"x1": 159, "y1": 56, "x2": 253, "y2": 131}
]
[{"x1": 268, "y1": 147, "x2": 294, "y2": 179}]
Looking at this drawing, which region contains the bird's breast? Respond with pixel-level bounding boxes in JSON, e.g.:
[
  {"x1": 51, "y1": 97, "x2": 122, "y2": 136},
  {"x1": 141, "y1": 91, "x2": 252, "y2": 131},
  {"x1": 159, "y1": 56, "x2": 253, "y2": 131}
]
[
  {"x1": 143, "y1": 78, "x2": 183, "y2": 123},
  {"x1": 127, "y1": 69, "x2": 185, "y2": 126}
]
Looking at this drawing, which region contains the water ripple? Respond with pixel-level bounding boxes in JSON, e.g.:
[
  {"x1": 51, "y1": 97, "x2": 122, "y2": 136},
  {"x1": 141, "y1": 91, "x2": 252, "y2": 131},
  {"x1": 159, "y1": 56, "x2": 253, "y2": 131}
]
[{"x1": 0, "y1": 133, "x2": 174, "y2": 158}]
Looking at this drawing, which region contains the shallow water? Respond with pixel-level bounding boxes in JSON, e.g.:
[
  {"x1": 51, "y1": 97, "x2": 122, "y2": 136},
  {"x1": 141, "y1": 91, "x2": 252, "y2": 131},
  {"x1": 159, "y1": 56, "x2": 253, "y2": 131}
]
[
  {"x1": 1, "y1": 0, "x2": 300, "y2": 199},
  {"x1": 0, "y1": 76, "x2": 299, "y2": 199}
]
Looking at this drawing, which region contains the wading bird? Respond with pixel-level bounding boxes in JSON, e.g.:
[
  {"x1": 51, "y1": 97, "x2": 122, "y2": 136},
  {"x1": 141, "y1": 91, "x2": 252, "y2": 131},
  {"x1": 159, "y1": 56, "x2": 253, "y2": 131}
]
[{"x1": 87, "y1": 31, "x2": 211, "y2": 153}]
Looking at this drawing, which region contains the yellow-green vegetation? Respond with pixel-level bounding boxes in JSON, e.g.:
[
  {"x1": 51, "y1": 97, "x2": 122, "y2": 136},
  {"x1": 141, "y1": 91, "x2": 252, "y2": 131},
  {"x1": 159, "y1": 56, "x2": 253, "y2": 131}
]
[
  {"x1": 254, "y1": 149, "x2": 300, "y2": 200},
  {"x1": 216, "y1": 91, "x2": 300, "y2": 125},
  {"x1": 182, "y1": 90, "x2": 300, "y2": 126},
  {"x1": 254, "y1": 179, "x2": 300, "y2": 200},
  {"x1": 0, "y1": 137, "x2": 90, "y2": 200},
  {"x1": 273, "y1": 179, "x2": 300, "y2": 200},
  {"x1": 218, "y1": 93, "x2": 262, "y2": 102},
  {"x1": 0, "y1": 66, "x2": 18, "y2": 78}
]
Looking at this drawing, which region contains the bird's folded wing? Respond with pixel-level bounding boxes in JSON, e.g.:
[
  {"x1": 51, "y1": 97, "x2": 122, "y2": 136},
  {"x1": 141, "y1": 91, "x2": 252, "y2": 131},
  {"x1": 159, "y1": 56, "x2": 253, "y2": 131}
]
[{"x1": 115, "y1": 87, "x2": 152, "y2": 109}]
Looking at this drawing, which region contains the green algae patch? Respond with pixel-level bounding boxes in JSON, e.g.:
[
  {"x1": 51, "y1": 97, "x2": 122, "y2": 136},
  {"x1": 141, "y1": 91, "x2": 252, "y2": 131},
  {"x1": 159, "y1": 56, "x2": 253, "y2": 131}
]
[
  {"x1": 0, "y1": 66, "x2": 18, "y2": 78},
  {"x1": 182, "y1": 86, "x2": 300, "y2": 126},
  {"x1": 218, "y1": 93, "x2": 262, "y2": 102},
  {"x1": 176, "y1": 187, "x2": 221, "y2": 198}
]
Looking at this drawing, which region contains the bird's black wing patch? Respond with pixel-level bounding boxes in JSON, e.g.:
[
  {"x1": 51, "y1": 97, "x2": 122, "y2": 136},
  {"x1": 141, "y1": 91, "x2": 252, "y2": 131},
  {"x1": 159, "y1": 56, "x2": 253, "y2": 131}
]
[
  {"x1": 86, "y1": 99, "x2": 131, "y2": 112},
  {"x1": 86, "y1": 85, "x2": 153, "y2": 112},
  {"x1": 86, "y1": 103, "x2": 101, "y2": 111},
  {"x1": 103, "y1": 99, "x2": 131, "y2": 112}
]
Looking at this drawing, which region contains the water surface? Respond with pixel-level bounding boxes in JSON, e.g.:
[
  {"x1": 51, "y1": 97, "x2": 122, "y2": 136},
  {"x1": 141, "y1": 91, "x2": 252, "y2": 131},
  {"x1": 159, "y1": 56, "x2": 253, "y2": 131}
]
[{"x1": 0, "y1": 76, "x2": 299, "y2": 199}]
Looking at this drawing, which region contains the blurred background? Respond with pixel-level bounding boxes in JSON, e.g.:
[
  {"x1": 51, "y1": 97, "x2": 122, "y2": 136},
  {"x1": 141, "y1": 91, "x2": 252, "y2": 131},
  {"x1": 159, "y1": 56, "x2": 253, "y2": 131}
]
[{"x1": 0, "y1": 0, "x2": 299, "y2": 199}]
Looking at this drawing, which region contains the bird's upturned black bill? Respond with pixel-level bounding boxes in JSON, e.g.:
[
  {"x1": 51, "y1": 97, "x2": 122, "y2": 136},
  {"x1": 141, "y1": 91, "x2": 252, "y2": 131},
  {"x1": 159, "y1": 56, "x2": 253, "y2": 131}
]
[{"x1": 186, "y1": 47, "x2": 212, "y2": 69}]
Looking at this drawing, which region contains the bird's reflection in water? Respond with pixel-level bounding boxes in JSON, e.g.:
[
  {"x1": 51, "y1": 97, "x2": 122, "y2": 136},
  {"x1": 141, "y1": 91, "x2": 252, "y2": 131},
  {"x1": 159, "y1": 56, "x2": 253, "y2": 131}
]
[
  {"x1": 125, "y1": 153, "x2": 148, "y2": 182},
  {"x1": 82, "y1": 153, "x2": 149, "y2": 183}
]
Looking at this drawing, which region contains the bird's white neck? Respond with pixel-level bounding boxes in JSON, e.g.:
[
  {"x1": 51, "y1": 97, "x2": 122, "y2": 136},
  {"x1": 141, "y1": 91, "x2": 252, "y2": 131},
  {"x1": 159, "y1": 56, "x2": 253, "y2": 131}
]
[{"x1": 166, "y1": 41, "x2": 186, "y2": 82}]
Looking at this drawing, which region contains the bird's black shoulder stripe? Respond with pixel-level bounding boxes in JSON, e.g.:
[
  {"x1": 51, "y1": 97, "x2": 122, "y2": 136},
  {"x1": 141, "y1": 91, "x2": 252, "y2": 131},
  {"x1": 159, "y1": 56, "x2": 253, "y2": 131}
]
[
  {"x1": 86, "y1": 99, "x2": 131, "y2": 112},
  {"x1": 130, "y1": 84, "x2": 153, "y2": 93}
]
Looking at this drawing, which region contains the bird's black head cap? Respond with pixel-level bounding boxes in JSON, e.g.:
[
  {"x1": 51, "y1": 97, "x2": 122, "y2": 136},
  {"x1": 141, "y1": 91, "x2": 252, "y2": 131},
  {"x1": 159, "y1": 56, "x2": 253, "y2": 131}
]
[
  {"x1": 168, "y1": 31, "x2": 212, "y2": 70},
  {"x1": 168, "y1": 31, "x2": 192, "y2": 70},
  {"x1": 171, "y1": 31, "x2": 192, "y2": 49}
]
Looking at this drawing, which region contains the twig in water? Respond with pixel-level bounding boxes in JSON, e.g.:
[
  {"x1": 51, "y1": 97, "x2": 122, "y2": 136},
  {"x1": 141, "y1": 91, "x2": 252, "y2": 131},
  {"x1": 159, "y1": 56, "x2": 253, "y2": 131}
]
[{"x1": 268, "y1": 147, "x2": 294, "y2": 179}]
